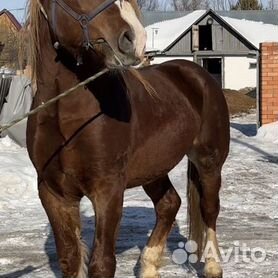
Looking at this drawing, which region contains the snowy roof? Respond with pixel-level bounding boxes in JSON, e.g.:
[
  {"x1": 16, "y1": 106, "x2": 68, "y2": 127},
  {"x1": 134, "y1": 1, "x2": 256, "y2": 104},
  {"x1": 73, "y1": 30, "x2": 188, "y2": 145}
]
[
  {"x1": 221, "y1": 16, "x2": 278, "y2": 49},
  {"x1": 145, "y1": 10, "x2": 278, "y2": 52},
  {"x1": 145, "y1": 10, "x2": 206, "y2": 51}
]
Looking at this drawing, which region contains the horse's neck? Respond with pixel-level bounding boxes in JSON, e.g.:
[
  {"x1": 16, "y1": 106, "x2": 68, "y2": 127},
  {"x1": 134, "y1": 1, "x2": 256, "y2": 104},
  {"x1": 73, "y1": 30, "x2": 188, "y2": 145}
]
[
  {"x1": 36, "y1": 25, "x2": 103, "y2": 99},
  {"x1": 36, "y1": 21, "x2": 56, "y2": 79},
  {"x1": 35, "y1": 20, "x2": 78, "y2": 100}
]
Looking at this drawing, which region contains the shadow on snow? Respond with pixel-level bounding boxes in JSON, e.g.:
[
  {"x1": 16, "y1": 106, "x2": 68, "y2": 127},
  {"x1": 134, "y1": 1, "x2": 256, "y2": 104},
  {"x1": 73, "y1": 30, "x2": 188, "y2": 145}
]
[{"x1": 44, "y1": 206, "x2": 204, "y2": 278}]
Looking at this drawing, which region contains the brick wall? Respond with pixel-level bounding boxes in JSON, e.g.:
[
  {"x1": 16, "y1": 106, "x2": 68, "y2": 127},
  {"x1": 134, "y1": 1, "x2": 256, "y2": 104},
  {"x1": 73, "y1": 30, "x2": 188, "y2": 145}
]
[{"x1": 260, "y1": 42, "x2": 278, "y2": 125}]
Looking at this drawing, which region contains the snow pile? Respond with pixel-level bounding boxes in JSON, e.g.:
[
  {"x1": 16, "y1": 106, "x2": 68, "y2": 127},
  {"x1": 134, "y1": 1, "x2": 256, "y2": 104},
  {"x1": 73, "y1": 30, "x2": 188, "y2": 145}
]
[
  {"x1": 145, "y1": 10, "x2": 206, "y2": 51},
  {"x1": 0, "y1": 136, "x2": 37, "y2": 206},
  {"x1": 221, "y1": 16, "x2": 278, "y2": 49},
  {"x1": 256, "y1": 121, "x2": 278, "y2": 144},
  {"x1": 0, "y1": 136, "x2": 22, "y2": 152}
]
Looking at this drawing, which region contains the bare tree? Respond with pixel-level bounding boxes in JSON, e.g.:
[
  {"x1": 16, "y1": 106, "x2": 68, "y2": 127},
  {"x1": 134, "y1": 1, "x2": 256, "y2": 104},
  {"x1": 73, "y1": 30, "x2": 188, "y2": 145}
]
[
  {"x1": 173, "y1": 0, "x2": 191, "y2": 10},
  {"x1": 140, "y1": 0, "x2": 160, "y2": 10},
  {"x1": 137, "y1": 0, "x2": 146, "y2": 9},
  {"x1": 268, "y1": 0, "x2": 278, "y2": 9},
  {"x1": 191, "y1": 0, "x2": 204, "y2": 9},
  {"x1": 172, "y1": 0, "x2": 206, "y2": 10},
  {"x1": 139, "y1": 0, "x2": 264, "y2": 11},
  {"x1": 231, "y1": 0, "x2": 263, "y2": 10},
  {"x1": 208, "y1": 0, "x2": 236, "y2": 10}
]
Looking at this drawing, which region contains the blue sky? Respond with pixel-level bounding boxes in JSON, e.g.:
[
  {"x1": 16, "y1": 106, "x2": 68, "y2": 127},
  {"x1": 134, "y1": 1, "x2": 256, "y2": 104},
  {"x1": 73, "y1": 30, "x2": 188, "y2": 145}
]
[{"x1": 0, "y1": 0, "x2": 27, "y2": 24}]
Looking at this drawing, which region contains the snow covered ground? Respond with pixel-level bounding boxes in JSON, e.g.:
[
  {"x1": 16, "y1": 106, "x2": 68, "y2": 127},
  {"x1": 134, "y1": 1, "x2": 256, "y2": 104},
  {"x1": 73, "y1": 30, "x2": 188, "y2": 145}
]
[{"x1": 0, "y1": 112, "x2": 277, "y2": 278}]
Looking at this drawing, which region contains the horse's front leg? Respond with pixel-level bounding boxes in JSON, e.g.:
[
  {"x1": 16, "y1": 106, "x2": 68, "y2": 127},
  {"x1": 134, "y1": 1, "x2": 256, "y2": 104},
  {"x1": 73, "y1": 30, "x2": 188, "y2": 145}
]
[
  {"x1": 39, "y1": 182, "x2": 88, "y2": 278},
  {"x1": 87, "y1": 180, "x2": 124, "y2": 278}
]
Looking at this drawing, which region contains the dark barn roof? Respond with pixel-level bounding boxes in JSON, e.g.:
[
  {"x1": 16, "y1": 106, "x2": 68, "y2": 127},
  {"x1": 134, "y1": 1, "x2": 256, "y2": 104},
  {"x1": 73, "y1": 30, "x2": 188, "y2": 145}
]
[
  {"x1": 142, "y1": 10, "x2": 278, "y2": 27},
  {"x1": 0, "y1": 9, "x2": 22, "y2": 31},
  {"x1": 142, "y1": 11, "x2": 190, "y2": 26},
  {"x1": 218, "y1": 10, "x2": 278, "y2": 25}
]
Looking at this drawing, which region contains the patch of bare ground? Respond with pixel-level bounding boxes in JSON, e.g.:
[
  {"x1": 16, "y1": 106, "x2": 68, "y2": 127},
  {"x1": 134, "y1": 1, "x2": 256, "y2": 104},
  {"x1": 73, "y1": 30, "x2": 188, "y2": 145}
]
[{"x1": 223, "y1": 88, "x2": 256, "y2": 115}]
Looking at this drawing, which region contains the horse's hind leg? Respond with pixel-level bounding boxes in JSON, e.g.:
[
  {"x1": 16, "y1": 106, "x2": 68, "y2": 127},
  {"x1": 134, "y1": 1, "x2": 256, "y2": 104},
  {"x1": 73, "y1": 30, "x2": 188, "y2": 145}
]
[
  {"x1": 39, "y1": 183, "x2": 87, "y2": 278},
  {"x1": 188, "y1": 159, "x2": 223, "y2": 278},
  {"x1": 200, "y1": 169, "x2": 223, "y2": 278},
  {"x1": 141, "y1": 176, "x2": 181, "y2": 278}
]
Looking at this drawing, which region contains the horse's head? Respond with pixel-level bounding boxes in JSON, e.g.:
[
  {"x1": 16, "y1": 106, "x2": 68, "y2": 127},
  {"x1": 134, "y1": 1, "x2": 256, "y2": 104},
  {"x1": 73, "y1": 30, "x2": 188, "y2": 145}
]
[{"x1": 39, "y1": 0, "x2": 147, "y2": 68}]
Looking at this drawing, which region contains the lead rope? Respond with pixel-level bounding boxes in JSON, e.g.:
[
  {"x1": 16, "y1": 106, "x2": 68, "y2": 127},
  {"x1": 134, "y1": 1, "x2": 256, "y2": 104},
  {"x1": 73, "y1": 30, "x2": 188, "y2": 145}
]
[{"x1": 0, "y1": 68, "x2": 109, "y2": 134}]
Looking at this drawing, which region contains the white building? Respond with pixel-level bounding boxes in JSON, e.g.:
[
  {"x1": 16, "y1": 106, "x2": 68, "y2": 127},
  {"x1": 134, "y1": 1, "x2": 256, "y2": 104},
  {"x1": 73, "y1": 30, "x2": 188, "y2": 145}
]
[{"x1": 143, "y1": 10, "x2": 278, "y2": 90}]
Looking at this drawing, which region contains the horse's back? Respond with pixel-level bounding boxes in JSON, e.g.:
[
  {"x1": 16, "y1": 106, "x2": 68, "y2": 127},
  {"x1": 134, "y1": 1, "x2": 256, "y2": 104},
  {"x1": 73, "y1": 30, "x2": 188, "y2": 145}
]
[
  {"x1": 141, "y1": 59, "x2": 226, "y2": 109},
  {"x1": 139, "y1": 59, "x2": 230, "y2": 164},
  {"x1": 138, "y1": 59, "x2": 229, "y2": 135}
]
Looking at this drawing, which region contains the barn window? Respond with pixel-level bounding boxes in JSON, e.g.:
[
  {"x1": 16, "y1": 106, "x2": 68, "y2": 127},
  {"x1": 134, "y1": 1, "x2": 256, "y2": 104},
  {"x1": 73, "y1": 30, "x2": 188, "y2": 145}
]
[
  {"x1": 199, "y1": 25, "x2": 212, "y2": 51},
  {"x1": 249, "y1": 62, "x2": 257, "y2": 69}
]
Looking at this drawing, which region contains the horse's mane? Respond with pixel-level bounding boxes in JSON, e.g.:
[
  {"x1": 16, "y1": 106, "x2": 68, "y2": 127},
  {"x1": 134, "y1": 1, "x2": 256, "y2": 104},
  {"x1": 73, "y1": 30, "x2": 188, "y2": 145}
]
[
  {"x1": 128, "y1": 68, "x2": 159, "y2": 99},
  {"x1": 27, "y1": 0, "x2": 42, "y2": 80}
]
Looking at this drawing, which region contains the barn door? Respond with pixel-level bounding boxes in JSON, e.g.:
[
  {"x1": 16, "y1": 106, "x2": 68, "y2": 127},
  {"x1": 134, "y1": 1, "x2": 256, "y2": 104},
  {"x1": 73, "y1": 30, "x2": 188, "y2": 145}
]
[{"x1": 202, "y1": 58, "x2": 222, "y2": 87}]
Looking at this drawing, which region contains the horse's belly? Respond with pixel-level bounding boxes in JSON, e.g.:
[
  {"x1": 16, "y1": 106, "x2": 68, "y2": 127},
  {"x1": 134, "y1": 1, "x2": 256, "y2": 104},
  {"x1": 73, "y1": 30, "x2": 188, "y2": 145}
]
[{"x1": 126, "y1": 129, "x2": 194, "y2": 188}]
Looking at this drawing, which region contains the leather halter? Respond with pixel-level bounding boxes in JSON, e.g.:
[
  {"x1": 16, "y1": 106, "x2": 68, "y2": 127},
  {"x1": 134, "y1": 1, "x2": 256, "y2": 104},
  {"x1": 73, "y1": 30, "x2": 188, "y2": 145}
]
[{"x1": 49, "y1": 0, "x2": 118, "y2": 50}]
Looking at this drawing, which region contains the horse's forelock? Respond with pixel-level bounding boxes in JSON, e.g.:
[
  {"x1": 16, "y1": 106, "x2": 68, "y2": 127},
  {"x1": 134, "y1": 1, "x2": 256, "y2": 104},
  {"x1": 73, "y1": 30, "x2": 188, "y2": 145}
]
[{"x1": 130, "y1": 0, "x2": 143, "y2": 22}]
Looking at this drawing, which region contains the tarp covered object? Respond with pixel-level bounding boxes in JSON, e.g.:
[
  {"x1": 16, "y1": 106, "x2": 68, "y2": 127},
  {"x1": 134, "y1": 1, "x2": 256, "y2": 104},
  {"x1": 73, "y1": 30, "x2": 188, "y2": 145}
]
[
  {"x1": 0, "y1": 76, "x2": 13, "y2": 113},
  {"x1": 0, "y1": 76, "x2": 33, "y2": 147}
]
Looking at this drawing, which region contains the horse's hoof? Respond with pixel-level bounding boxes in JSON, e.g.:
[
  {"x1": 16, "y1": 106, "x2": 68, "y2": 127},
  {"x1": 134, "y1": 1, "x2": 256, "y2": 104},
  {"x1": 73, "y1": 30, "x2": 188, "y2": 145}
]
[
  {"x1": 141, "y1": 266, "x2": 161, "y2": 278},
  {"x1": 203, "y1": 260, "x2": 223, "y2": 278}
]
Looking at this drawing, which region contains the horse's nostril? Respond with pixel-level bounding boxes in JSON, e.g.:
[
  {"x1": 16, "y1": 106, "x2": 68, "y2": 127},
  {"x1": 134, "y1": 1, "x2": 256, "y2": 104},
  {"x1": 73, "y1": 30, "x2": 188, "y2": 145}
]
[
  {"x1": 124, "y1": 30, "x2": 134, "y2": 43},
  {"x1": 118, "y1": 30, "x2": 135, "y2": 54}
]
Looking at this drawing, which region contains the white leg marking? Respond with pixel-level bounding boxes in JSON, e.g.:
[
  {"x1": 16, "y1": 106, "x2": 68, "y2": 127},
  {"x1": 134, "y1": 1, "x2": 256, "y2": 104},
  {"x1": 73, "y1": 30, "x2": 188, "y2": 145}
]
[
  {"x1": 140, "y1": 245, "x2": 164, "y2": 278},
  {"x1": 115, "y1": 0, "x2": 147, "y2": 58},
  {"x1": 203, "y1": 228, "x2": 223, "y2": 278}
]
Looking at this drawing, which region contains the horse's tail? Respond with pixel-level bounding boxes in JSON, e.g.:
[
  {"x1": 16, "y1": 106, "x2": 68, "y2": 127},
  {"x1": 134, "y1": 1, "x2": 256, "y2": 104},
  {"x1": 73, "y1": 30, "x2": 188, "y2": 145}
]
[
  {"x1": 187, "y1": 160, "x2": 206, "y2": 259},
  {"x1": 76, "y1": 237, "x2": 89, "y2": 278}
]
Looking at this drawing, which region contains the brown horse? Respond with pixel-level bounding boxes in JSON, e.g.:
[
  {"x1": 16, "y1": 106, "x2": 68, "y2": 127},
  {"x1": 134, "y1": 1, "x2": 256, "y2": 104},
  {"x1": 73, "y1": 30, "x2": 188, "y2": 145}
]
[{"x1": 26, "y1": 0, "x2": 230, "y2": 277}]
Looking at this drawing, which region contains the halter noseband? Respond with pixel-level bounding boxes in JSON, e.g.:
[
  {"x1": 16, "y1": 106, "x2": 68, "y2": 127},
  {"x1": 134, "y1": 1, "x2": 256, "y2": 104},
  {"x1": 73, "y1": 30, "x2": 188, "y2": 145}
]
[{"x1": 40, "y1": 0, "x2": 118, "y2": 50}]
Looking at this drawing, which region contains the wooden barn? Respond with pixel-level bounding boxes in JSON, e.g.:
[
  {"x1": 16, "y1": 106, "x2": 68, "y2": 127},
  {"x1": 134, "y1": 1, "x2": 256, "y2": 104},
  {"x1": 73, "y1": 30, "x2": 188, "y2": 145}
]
[
  {"x1": 143, "y1": 10, "x2": 278, "y2": 91},
  {"x1": 0, "y1": 9, "x2": 22, "y2": 69}
]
